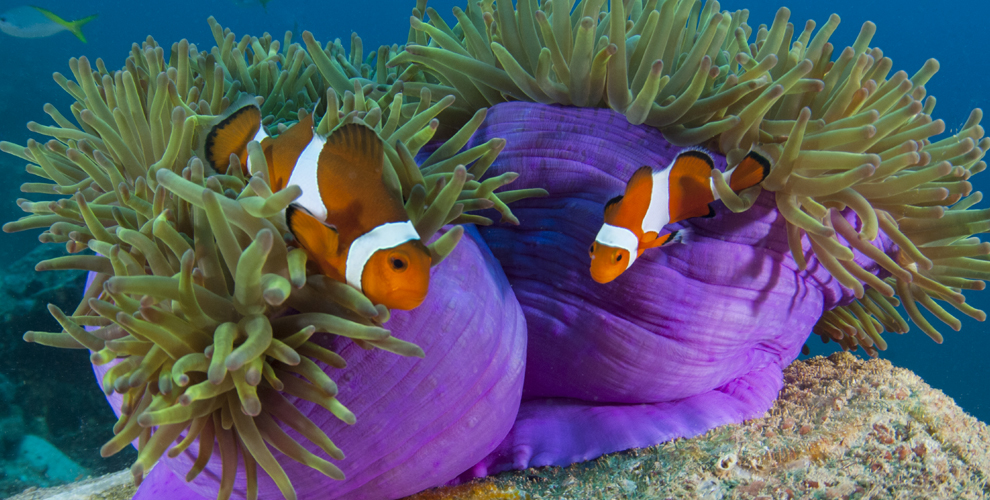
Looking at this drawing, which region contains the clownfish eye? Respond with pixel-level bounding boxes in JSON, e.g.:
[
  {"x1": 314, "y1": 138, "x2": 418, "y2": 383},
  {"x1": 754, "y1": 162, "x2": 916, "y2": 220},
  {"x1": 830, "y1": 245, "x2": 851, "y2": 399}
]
[
  {"x1": 614, "y1": 252, "x2": 623, "y2": 263},
  {"x1": 391, "y1": 256, "x2": 408, "y2": 271},
  {"x1": 589, "y1": 243, "x2": 595, "y2": 255}
]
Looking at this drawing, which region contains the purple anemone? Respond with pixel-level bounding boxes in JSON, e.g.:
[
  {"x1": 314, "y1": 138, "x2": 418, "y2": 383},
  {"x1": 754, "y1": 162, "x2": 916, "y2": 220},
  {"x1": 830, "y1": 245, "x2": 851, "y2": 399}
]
[
  {"x1": 461, "y1": 102, "x2": 894, "y2": 476},
  {"x1": 90, "y1": 227, "x2": 527, "y2": 500}
]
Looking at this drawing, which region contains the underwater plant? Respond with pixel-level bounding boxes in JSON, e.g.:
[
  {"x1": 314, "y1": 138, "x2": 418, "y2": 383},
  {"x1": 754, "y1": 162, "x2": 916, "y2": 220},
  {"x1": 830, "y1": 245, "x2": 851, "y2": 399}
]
[
  {"x1": 2, "y1": 17, "x2": 537, "y2": 500},
  {"x1": 396, "y1": 0, "x2": 988, "y2": 475}
]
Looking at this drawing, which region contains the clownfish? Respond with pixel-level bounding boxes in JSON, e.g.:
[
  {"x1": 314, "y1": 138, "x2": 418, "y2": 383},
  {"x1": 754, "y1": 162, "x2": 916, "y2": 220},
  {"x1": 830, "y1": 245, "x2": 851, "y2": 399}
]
[
  {"x1": 589, "y1": 149, "x2": 770, "y2": 284},
  {"x1": 200, "y1": 97, "x2": 432, "y2": 310}
]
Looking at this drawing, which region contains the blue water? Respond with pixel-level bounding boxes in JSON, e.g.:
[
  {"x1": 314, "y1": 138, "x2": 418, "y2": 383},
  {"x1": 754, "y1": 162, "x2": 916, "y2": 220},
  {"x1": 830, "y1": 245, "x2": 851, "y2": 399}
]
[{"x1": 0, "y1": 0, "x2": 986, "y2": 494}]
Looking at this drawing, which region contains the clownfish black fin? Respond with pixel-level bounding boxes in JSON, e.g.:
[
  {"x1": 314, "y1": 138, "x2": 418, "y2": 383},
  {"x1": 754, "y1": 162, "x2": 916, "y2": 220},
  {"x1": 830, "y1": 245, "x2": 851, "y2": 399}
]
[
  {"x1": 701, "y1": 204, "x2": 716, "y2": 218},
  {"x1": 200, "y1": 95, "x2": 264, "y2": 174},
  {"x1": 603, "y1": 194, "x2": 624, "y2": 218},
  {"x1": 675, "y1": 149, "x2": 715, "y2": 169},
  {"x1": 727, "y1": 150, "x2": 772, "y2": 193}
]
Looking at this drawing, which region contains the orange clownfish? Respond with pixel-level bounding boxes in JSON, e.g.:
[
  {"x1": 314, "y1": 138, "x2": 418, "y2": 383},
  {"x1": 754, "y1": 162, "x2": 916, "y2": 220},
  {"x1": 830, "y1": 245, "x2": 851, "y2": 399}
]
[
  {"x1": 200, "y1": 97, "x2": 432, "y2": 310},
  {"x1": 589, "y1": 149, "x2": 770, "y2": 284}
]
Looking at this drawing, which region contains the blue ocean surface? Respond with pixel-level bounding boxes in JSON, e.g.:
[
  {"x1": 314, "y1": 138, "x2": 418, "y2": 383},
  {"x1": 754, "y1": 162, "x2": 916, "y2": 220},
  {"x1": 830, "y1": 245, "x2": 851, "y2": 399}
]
[{"x1": 0, "y1": 0, "x2": 986, "y2": 495}]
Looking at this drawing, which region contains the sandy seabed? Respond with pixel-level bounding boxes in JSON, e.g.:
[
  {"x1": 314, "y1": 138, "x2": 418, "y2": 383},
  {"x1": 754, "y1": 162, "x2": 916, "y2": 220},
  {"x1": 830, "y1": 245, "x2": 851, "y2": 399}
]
[{"x1": 10, "y1": 352, "x2": 990, "y2": 500}]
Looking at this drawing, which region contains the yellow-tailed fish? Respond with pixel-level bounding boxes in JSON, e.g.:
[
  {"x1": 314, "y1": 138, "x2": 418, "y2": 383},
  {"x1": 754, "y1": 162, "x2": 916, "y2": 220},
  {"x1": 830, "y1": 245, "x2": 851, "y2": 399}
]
[{"x1": 0, "y1": 6, "x2": 96, "y2": 42}]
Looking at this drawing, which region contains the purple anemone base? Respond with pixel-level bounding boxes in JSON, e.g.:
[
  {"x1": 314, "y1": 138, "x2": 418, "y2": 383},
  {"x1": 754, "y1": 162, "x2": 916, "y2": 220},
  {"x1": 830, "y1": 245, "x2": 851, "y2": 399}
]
[
  {"x1": 90, "y1": 226, "x2": 527, "y2": 500},
  {"x1": 461, "y1": 102, "x2": 891, "y2": 476}
]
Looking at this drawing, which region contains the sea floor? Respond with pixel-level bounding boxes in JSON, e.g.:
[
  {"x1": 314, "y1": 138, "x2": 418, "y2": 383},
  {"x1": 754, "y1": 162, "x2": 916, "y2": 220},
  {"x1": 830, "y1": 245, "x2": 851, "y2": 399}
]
[{"x1": 8, "y1": 352, "x2": 989, "y2": 500}]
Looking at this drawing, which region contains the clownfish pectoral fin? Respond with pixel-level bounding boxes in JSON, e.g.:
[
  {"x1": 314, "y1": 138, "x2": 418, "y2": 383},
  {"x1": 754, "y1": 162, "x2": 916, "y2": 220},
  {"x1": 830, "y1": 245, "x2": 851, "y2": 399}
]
[
  {"x1": 199, "y1": 94, "x2": 266, "y2": 175},
  {"x1": 668, "y1": 149, "x2": 717, "y2": 223},
  {"x1": 664, "y1": 230, "x2": 685, "y2": 246},
  {"x1": 286, "y1": 204, "x2": 340, "y2": 272},
  {"x1": 641, "y1": 231, "x2": 671, "y2": 249},
  {"x1": 642, "y1": 229, "x2": 688, "y2": 249},
  {"x1": 726, "y1": 150, "x2": 772, "y2": 193}
]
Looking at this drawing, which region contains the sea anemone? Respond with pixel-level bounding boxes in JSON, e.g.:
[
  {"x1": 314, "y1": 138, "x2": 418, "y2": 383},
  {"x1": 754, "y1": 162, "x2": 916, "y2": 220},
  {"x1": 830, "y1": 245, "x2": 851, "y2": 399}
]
[
  {"x1": 4, "y1": 0, "x2": 989, "y2": 497},
  {"x1": 398, "y1": 0, "x2": 988, "y2": 475},
  {"x1": 2, "y1": 18, "x2": 537, "y2": 500}
]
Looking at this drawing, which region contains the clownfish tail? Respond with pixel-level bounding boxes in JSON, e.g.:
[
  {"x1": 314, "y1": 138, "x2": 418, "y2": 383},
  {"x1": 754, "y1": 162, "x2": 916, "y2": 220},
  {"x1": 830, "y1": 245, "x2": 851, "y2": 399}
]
[{"x1": 725, "y1": 150, "x2": 771, "y2": 193}]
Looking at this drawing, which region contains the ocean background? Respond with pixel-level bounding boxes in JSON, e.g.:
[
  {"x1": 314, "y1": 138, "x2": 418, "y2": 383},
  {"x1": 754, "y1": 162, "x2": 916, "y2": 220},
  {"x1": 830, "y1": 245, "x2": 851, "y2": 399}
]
[{"x1": 0, "y1": 0, "x2": 985, "y2": 494}]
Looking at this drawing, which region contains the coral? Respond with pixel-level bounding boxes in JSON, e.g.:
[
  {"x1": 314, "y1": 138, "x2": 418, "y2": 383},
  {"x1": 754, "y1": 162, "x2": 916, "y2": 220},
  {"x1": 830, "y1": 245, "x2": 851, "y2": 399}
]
[
  {"x1": 407, "y1": 481, "x2": 526, "y2": 500},
  {"x1": 1, "y1": 16, "x2": 536, "y2": 500},
  {"x1": 397, "y1": 0, "x2": 989, "y2": 354}
]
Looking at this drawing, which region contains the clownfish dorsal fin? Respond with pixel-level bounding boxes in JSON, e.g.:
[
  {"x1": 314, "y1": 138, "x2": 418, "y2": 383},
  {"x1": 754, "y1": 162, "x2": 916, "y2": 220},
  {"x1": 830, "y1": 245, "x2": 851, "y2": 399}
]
[
  {"x1": 268, "y1": 112, "x2": 316, "y2": 193},
  {"x1": 317, "y1": 123, "x2": 408, "y2": 232},
  {"x1": 726, "y1": 149, "x2": 772, "y2": 193},
  {"x1": 200, "y1": 94, "x2": 265, "y2": 175},
  {"x1": 668, "y1": 149, "x2": 717, "y2": 223},
  {"x1": 285, "y1": 204, "x2": 342, "y2": 279},
  {"x1": 603, "y1": 194, "x2": 624, "y2": 222},
  {"x1": 626, "y1": 166, "x2": 654, "y2": 195},
  {"x1": 607, "y1": 166, "x2": 654, "y2": 227},
  {"x1": 320, "y1": 123, "x2": 385, "y2": 174}
]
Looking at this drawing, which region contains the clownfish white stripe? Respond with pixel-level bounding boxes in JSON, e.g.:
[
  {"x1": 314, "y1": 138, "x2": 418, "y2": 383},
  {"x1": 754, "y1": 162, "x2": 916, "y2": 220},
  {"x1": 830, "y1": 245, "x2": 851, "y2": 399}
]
[
  {"x1": 345, "y1": 221, "x2": 422, "y2": 291},
  {"x1": 641, "y1": 167, "x2": 672, "y2": 234},
  {"x1": 595, "y1": 223, "x2": 639, "y2": 269},
  {"x1": 245, "y1": 126, "x2": 270, "y2": 175},
  {"x1": 286, "y1": 134, "x2": 328, "y2": 220}
]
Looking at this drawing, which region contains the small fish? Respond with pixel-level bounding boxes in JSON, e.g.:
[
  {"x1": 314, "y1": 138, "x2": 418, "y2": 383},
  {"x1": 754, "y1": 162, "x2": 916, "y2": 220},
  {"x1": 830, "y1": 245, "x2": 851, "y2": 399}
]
[
  {"x1": 200, "y1": 97, "x2": 433, "y2": 310},
  {"x1": 0, "y1": 6, "x2": 97, "y2": 42},
  {"x1": 589, "y1": 149, "x2": 770, "y2": 284}
]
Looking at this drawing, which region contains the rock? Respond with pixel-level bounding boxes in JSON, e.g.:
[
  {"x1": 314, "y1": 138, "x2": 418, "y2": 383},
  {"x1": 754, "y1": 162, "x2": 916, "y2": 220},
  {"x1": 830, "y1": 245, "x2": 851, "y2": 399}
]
[
  {"x1": 15, "y1": 436, "x2": 87, "y2": 485},
  {"x1": 410, "y1": 353, "x2": 990, "y2": 499},
  {"x1": 0, "y1": 243, "x2": 86, "y2": 335},
  {"x1": 0, "y1": 409, "x2": 26, "y2": 451},
  {"x1": 5, "y1": 469, "x2": 135, "y2": 500}
]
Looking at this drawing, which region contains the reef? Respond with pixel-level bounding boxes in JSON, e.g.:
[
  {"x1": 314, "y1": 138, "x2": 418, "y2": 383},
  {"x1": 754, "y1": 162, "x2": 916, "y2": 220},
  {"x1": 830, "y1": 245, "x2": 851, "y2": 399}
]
[
  {"x1": 2, "y1": 0, "x2": 989, "y2": 498},
  {"x1": 420, "y1": 353, "x2": 990, "y2": 499},
  {"x1": 11, "y1": 353, "x2": 990, "y2": 499}
]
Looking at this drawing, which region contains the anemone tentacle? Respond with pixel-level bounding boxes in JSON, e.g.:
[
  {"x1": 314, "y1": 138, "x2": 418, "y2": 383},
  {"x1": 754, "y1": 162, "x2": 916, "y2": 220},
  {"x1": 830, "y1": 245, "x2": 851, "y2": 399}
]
[
  {"x1": 2, "y1": 17, "x2": 538, "y2": 500},
  {"x1": 398, "y1": 0, "x2": 988, "y2": 354}
]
